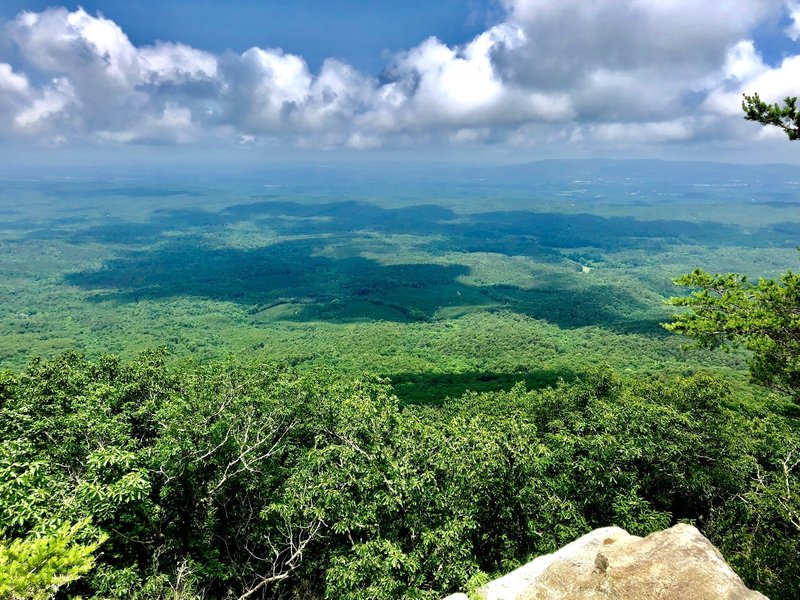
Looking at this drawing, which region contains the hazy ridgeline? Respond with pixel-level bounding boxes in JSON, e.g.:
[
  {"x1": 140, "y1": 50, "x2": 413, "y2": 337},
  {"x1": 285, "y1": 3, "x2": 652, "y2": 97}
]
[{"x1": 2, "y1": 159, "x2": 800, "y2": 599}]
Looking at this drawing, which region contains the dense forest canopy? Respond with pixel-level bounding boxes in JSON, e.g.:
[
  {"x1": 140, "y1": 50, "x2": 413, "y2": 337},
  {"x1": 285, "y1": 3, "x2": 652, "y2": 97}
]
[
  {"x1": 0, "y1": 97, "x2": 798, "y2": 599},
  {"x1": 1, "y1": 353, "x2": 798, "y2": 598}
]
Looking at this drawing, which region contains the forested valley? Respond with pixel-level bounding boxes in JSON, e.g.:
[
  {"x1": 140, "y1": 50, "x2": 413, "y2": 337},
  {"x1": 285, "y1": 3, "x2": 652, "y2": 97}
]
[{"x1": 1, "y1": 159, "x2": 798, "y2": 599}]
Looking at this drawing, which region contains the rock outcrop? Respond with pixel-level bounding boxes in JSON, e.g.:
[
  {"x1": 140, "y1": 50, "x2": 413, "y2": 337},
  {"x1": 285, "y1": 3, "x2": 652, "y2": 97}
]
[{"x1": 444, "y1": 524, "x2": 767, "y2": 600}]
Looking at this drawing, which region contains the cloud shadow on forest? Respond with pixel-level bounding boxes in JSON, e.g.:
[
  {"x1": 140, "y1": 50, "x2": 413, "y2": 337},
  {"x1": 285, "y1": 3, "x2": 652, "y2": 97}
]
[
  {"x1": 65, "y1": 234, "x2": 670, "y2": 334},
  {"x1": 55, "y1": 197, "x2": 799, "y2": 334},
  {"x1": 22, "y1": 195, "x2": 798, "y2": 252}
]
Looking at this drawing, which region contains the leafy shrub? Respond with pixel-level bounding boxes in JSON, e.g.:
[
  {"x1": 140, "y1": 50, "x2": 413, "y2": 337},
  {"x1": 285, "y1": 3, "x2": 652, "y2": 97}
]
[{"x1": 0, "y1": 352, "x2": 796, "y2": 598}]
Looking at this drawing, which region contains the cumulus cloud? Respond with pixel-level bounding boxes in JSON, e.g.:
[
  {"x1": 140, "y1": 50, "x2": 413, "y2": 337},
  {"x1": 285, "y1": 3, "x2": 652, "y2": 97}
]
[
  {"x1": 139, "y1": 43, "x2": 218, "y2": 84},
  {"x1": 0, "y1": 62, "x2": 29, "y2": 129},
  {"x1": 704, "y1": 51, "x2": 800, "y2": 117},
  {"x1": 0, "y1": 2, "x2": 799, "y2": 150},
  {"x1": 0, "y1": 62, "x2": 29, "y2": 94},
  {"x1": 2, "y1": 7, "x2": 218, "y2": 142},
  {"x1": 13, "y1": 78, "x2": 75, "y2": 131},
  {"x1": 499, "y1": 0, "x2": 783, "y2": 121},
  {"x1": 590, "y1": 119, "x2": 695, "y2": 145},
  {"x1": 787, "y1": 0, "x2": 800, "y2": 39}
]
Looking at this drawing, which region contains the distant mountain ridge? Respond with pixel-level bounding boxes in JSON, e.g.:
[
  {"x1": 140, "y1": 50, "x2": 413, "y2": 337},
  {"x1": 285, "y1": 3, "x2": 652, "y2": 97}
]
[
  {"x1": 5, "y1": 157, "x2": 800, "y2": 187},
  {"x1": 478, "y1": 158, "x2": 800, "y2": 186}
]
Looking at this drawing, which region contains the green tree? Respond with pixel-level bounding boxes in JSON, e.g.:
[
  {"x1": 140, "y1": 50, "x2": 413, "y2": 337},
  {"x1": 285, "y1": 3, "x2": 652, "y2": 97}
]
[
  {"x1": 664, "y1": 93, "x2": 800, "y2": 402},
  {"x1": 2, "y1": 351, "x2": 797, "y2": 598},
  {"x1": 665, "y1": 268, "x2": 800, "y2": 401},
  {"x1": 0, "y1": 521, "x2": 103, "y2": 600},
  {"x1": 742, "y1": 93, "x2": 800, "y2": 140}
]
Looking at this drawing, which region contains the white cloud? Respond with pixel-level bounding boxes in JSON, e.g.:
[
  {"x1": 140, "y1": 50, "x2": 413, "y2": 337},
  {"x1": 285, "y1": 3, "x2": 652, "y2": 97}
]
[
  {"x1": 787, "y1": 0, "x2": 800, "y2": 40},
  {"x1": 589, "y1": 119, "x2": 695, "y2": 144},
  {"x1": 140, "y1": 43, "x2": 218, "y2": 84},
  {"x1": 0, "y1": 63, "x2": 31, "y2": 135},
  {"x1": 448, "y1": 127, "x2": 490, "y2": 144},
  {"x1": 230, "y1": 47, "x2": 314, "y2": 131},
  {"x1": 495, "y1": 0, "x2": 785, "y2": 124},
  {"x1": 391, "y1": 28, "x2": 514, "y2": 120},
  {"x1": 13, "y1": 78, "x2": 75, "y2": 131},
  {"x1": 1, "y1": 3, "x2": 799, "y2": 153},
  {"x1": 345, "y1": 132, "x2": 383, "y2": 150},
  {"x1": 11, "y1": 8, "x2": 138, "y2": 82},
  {"x1": 95, "y1": 104, "x2": 197, "y2": 144},
  {"x1": 721, "y1": 40, "x2": 767, "y2": 81},
  {"x1": 704, "y1": 44, "x2": 800, "y2": 120},
  {"x1": 0, "y1": 63, "x2": 29, "y2": 94}
]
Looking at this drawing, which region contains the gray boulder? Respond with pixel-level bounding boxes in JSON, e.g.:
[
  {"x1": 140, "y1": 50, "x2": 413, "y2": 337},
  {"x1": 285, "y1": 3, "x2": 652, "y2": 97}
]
[{"x1": 445, "y1": 524, "x2": 767, "y2": 600}]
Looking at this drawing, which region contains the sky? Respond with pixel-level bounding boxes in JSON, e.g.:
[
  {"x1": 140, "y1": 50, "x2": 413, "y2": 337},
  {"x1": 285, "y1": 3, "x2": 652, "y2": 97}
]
[{"x1": 2, "y1": 0, "x2": 800, "y2": 167}]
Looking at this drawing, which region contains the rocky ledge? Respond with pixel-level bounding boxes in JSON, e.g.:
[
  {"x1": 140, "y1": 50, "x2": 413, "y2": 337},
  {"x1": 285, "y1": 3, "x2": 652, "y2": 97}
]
[{"x1": 445, "y1": 524, "x2": 767, "y2": 600}]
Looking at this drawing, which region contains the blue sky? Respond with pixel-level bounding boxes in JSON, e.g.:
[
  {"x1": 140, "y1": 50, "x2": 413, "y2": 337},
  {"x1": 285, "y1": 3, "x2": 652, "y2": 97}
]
[
  {"x1": 0, "y1": 1, "x2": 499, "y2": 73},
  {"x1": 1, "y1": 1, "x2": 800, "y2": 165}
]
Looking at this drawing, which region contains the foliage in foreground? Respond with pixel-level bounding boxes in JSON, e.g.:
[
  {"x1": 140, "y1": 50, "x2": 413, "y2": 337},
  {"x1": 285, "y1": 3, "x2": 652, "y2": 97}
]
[
  {"x1": 0, "y1": 520, "x2": 102, "y2": 600},
  {"x1": 0, "y1": 351, "x2": 798, "y2": 599},
  {"x1": 667, "y1": 262, "x2": 800, "y2": 402},
  {"x1": 743, "y1": 93, "x2": 800, "y2": 140}
]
